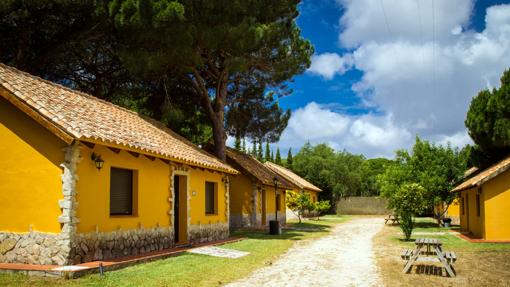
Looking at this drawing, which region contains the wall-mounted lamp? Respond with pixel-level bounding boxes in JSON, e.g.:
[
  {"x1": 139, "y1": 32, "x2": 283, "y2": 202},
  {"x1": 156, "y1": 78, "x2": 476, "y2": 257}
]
[{"x1": 91, "y1": 153, "x2": 104, "y2": 170}]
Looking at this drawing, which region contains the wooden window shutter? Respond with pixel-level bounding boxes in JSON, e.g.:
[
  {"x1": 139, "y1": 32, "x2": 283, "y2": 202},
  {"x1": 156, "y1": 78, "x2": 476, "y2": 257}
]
[
  {"x1": 205, "y1": 182, "x2": 216, "y2": 214},
  {"x1": 110, "y1": 168, "x2": 133, "y2": 215}
]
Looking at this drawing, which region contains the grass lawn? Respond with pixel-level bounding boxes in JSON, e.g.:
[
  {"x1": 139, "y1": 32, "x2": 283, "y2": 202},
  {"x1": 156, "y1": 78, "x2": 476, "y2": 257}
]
[
  {"x1": 374, "y1": 217, "x2": 510, "y2": 287},
  {"x1": 0, "y1": 215, "x2": 348, "y2": 287}
]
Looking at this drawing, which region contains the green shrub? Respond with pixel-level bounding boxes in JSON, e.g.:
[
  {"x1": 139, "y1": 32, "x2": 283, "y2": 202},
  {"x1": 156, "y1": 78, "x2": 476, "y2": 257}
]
[
  {"x1": 389, "y1": 183, "x2": 428, "y2": 240},
  {"x1": 400, "y1": 212, "x2": 414, "y2": 241},
  {"x1": 314, "y1": 200, "x2": 331, "y2": 220}
]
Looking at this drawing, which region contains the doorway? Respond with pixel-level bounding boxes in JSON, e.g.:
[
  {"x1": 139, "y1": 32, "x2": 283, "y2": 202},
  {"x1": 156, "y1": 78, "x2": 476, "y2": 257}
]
[{"x1": 173, "y1": 175, "x2": 188, "y2": 244}]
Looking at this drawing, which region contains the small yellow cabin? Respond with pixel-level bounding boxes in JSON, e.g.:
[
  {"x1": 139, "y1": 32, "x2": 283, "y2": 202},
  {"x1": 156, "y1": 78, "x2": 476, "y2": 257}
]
[
  {"x1": 0, "y1": 64, "x2": 237, "y2": 265},
  {"x1": 452, "y1": 156, "x2": 510, "y2": 241},
  {"x1": 264, "y1": 162, "x2": 322, "y2": 203},
  {"x1": 224, "y1": 148, "x2": 295, "y2": 228}
]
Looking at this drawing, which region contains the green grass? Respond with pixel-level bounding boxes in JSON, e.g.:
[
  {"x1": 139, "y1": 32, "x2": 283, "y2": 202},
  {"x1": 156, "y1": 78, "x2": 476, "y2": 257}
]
[{"x1": 0, "y1": 215, "x2": 349, "y2": 287}]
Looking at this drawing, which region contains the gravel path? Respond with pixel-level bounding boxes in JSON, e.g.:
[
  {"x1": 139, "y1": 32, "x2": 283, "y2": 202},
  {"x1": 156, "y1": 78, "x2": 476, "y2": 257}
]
[{"x1": 226, "y1": 217, "x2": 384, "y2": 287}]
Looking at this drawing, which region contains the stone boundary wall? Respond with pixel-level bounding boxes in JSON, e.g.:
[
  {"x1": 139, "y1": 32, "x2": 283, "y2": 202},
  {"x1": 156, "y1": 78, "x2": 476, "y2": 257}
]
[
  {"x1": 189, "y1": 223, "x2": 229, "y2": 244},
  {"x1": 71, "y1": 227, "x2": 174, "y2": 264},
  {"x1": 336, "y1": 196, "x2": 390, "y2": 215}
]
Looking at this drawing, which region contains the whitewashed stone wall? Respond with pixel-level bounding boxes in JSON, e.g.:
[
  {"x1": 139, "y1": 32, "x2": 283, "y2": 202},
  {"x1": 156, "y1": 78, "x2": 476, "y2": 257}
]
[
  {"x1": 189, "y1": 223, "x2": 229, "y2": 244},
  {"x1": 71, "y1": 227, "x2": 174, "y2": 264}
]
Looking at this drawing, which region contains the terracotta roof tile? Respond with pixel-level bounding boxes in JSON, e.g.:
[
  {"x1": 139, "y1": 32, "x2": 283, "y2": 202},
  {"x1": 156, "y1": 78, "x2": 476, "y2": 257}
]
[
  {"x1": 452, "y1": 155, "x2": 510, "y2": 192},
  {"x1": 225, "y1": 148, "x2": 295, "y2": 189},
  {"x1": 264, "y1": 162, "x2": 322, "y2": 192},
  {"x1": 0, "y1": 63, "x2": 237, "y2": 174}
]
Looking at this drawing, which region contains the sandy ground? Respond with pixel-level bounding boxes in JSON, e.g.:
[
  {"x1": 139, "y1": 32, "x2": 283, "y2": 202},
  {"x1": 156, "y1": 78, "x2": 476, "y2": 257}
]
[{"x1": 226, "y1": 217, "x2": 384, "y2": 287}]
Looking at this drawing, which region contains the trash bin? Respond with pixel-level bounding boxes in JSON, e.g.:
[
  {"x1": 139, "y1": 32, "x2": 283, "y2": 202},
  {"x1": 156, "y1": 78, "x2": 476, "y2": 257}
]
[
  {"x1": 269, "y1": 220, "x2": 281, "y2": 235},
  {"x1": 443, "y1": 218, "x2": 452, "y2": 227}
]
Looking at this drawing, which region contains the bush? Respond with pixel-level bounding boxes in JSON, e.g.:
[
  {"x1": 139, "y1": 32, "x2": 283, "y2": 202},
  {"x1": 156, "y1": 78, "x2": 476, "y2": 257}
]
[
  {"x1": 400, "y1": 212, "x2": 414, "y2": 241},
  {"x1": 389, "y1": 183, "x2": 428, "y2": 241},
  {"x1": 286, "y1": 191, "x2": 314, "y2": 223},
  {"x1": 314, "y1": 200, "x2": 331, "y2": 220}
]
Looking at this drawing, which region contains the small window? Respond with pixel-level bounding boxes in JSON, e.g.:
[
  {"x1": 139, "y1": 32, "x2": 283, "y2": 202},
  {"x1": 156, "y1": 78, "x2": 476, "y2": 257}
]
[
  {"x1": 110, "y1": 168, "x2": 134, "y2": 215},
  {"x1": 276, "y1": 194, "x2": 281, "y2": 211},
  {"x1": 205, "y1": 182, "x2": 217, "y2": 215},
  {"x1": 476, "y1": 193, "x2": 481, "y2": 217}
]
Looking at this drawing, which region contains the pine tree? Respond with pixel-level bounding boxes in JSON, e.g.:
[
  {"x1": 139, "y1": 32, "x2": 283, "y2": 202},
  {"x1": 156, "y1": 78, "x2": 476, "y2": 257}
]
[
  {"x1": 264, "y1": 142, "x2": 271, "y2": 162},
  {"x1": 251, "y1": 140, "x2": 257, "y2": 157},
  {"x1": 287, "y1": 148, "x2": 293, "y2": 168},
  {"x1": 242, "y1": 138, "x2": 246, "y2": 153},
  {"x1": 275, "y1": 148, "x2": 282, "y2": 165},
  {"x1": 234, "y1": 135, "x2": 241, "y2": 150},
  {"x1": 271, "y1": 150, "x2": 275, "y2": 162},
  {"x1": 257, "y1": 141, "x2": 263, "y2": 161}
]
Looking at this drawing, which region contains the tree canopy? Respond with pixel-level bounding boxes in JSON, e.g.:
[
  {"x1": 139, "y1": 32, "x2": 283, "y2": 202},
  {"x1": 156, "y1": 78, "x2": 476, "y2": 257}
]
[
  {"x1": 0, "y1": 0, "x2": 313, "y2": 160},
  {"x1": 111, "y1": 0, "x2": 313, "y2": 160},
  {"x1": 466, "y1": 69, "x2": 510, "y2": 168},
  {"x1": 291, "y1": 143, "x2": 388, "y2": 201},
  {"x1": 377, "y1": 136, "x2": 470, "y2": 218}
]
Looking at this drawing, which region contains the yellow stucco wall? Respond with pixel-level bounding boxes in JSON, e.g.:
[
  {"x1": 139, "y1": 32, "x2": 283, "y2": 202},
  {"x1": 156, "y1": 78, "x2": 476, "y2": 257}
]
[
  {"x1": 0, "y1": 97, "x2": 66, "y2": 233},
  {"x1": 229, "y1": 173, "x2": 253, "y2": 216},
  {"x1": 262, "y1": 184, "x2": 286, "y2": 214},
  {"x1": 447, "y1": 199, "x2": 460, "y2": 217},
  {"x1": 459, "y1": 187, "x2": 485, "y2": 238},
  {"x1": 305, "y1": 190, "x2": 319, "y2": 203},
  {"x1": 188, "y1": 168, "x2": 227, "y2": 225},
  {"x1": 76, "y1": 145, "x2": 171, "y2": 233},
  {"x1": 77, "y1": 145, "x2": 228, "y2": 233},
  {"x1": 483, "y1": 169, "x2": 510, "y2": 240}
]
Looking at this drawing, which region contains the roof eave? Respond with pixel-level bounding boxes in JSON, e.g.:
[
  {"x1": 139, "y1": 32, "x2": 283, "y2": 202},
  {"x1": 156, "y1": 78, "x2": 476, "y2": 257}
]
[{"x1": 80, "y1": 138, "x2": 238, "y2": 175}]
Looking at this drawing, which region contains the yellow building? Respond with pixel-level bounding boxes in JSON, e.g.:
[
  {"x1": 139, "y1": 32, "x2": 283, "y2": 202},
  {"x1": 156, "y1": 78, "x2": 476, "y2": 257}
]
[
  {"x1": 0, "y1": 64, "x2": 237, "y2": 265},
  {"x1": 452, "y1": 156, "x2": 510, "y2": 241},
  {"x1": 224, "y1": 148, "x2": 295, "y2": 228},
  {"x1": 264, "y1": 162, "x2": 322, "y2": 202}
]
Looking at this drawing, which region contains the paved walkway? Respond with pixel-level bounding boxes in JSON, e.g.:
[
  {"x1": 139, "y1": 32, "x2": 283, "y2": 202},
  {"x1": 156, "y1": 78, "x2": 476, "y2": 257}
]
[{"x1": 227, "y1": 217, "x2": 384, "y2": 287}]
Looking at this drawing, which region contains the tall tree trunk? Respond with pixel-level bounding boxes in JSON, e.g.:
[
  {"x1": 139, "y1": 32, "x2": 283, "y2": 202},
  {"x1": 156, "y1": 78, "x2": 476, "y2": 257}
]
[
  {"x1": 190, "y1": 68, "x2": 228, "y2": 161},
  {"x1": 210, "y1": 115, "x2": 227, "y2": 161}
]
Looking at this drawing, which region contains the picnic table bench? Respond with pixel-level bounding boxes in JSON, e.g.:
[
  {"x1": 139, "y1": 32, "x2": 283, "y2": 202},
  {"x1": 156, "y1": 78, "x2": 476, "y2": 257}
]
[
  {"x1": 384, "y1": 214, "x2": 400, "y2": 225},
  {"x1": 401, "y1": 237, "x2": 457, "y2": 277}
]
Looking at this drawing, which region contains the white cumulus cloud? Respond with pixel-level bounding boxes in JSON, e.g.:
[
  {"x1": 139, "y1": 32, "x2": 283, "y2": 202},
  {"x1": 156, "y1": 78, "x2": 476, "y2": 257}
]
[
  {"x1": 307, "y1": 52, "x2": 353, "y2": 79},
  {"x1": 278, "y1": 1, "x2": 510, "y2": 157}
]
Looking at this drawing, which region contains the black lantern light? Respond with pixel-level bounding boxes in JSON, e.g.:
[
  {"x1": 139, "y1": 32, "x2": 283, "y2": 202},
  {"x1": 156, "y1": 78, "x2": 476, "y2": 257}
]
[{"x1": 91, "y1": 153, "x2": 104, "y2": 170}]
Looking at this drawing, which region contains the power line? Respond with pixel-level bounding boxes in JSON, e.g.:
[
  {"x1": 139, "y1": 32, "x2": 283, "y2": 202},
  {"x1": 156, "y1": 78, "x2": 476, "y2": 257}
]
[
  {"x1": 379, "y1": 0, "x2": 392, "y2": 36},
  {"x1": 432, "y1": 0, "x2": 437, "y2": 96}
]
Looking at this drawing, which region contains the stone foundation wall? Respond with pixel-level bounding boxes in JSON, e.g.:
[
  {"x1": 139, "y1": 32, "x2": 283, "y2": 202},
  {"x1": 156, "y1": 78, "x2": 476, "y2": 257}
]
[
  {"x1": 71, "y1": 227, "x2": 174, "y2": 264},
  {"x1": 188, "y1": 223, "x2": 229, "y2": 244},
  {"x1": 230, "y1": 214, "x2": 252, "y2": 228},
  {"x1": 265, "y1": 212, "x2": 286, "y2": 225},
  {"x1": 0, "y1": 232, "x2": 70, "y2": 265}
]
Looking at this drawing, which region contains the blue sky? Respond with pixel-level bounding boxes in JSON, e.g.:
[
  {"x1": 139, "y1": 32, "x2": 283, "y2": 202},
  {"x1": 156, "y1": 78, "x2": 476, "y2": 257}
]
[{"x1": 270, "y1": 0, "x2": 510, "y2": 158}]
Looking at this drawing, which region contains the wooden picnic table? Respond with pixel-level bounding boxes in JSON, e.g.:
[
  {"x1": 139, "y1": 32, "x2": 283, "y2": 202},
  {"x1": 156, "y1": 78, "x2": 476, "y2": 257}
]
[
  {"x1": 401, "y1": 237, "x2": 457, "y2": 277},
  {"x1": 384, "y1": 214, "x2": 400, "y2": 225}
]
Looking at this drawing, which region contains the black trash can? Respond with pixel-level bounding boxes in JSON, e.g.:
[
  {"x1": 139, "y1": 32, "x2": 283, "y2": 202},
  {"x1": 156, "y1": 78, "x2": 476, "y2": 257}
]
[{"x1": 269, "y1": 220, "x2": 281, "y2": 235}]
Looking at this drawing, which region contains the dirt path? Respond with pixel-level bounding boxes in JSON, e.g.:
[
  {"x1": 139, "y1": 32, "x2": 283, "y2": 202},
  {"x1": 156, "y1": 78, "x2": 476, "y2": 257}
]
[{"x1": 226, "y1": 217, "x2": 384, "y2": 287}]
